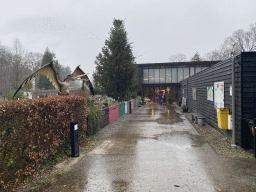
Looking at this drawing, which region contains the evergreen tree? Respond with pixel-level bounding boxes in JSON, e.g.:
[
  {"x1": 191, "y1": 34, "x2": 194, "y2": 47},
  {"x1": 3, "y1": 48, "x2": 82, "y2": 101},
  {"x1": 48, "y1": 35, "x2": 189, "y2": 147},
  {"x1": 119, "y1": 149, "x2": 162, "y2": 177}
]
[
  {"x1": 93, "y1": 19, "x2": 140, "y2": 101},
  {"x1": 191, "y1": 51, "x2": 202, "y2": 61},
  {"x1": 36, "y1": 48, "x2": 61, "y2": 89}
]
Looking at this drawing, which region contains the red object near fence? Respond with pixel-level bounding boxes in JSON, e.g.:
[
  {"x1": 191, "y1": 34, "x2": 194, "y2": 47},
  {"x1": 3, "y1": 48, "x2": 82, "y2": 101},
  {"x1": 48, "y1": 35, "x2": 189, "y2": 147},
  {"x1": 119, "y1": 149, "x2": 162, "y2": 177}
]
[{"x1": 109, "y1": 104, "x2": 119, "y2": 124}]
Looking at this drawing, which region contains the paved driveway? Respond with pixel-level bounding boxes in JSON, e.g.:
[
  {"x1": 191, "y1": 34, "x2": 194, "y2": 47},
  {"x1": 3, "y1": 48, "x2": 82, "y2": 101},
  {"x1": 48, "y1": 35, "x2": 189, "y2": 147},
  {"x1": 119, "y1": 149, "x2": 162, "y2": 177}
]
[{"x1": 41, "y1": 104, "x2": 256, "y2": 192}]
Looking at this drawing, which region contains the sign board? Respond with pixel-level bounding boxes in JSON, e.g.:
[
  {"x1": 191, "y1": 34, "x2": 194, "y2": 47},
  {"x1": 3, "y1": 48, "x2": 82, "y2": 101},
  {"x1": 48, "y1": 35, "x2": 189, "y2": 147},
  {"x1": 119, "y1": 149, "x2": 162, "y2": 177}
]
[
  {"x1": 182, "y1": 97, "x2": 187, "y2": 106},
  {"x1": 192, "y1": 88, "x2": 196, "y2": 100},
  {"x1": 74, "y1": 124, "x2": 78, "y2": 130},
  {"x1": 214, "y1": 82, "x2": 224, "y2": 108},
  {"x1": 229, "y1": 85, "x2": 232, "y2": 96},
  {"x1": 207, "y1": 86, "x2": 213, "y2": 101}
]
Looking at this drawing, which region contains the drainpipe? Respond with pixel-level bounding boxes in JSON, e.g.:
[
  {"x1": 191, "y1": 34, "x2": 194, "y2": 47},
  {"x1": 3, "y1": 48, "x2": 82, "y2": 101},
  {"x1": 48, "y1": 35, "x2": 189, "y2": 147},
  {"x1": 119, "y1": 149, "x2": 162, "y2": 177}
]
[{"x1": 231, "y1": 44, "x2": 238, "y2": 148}]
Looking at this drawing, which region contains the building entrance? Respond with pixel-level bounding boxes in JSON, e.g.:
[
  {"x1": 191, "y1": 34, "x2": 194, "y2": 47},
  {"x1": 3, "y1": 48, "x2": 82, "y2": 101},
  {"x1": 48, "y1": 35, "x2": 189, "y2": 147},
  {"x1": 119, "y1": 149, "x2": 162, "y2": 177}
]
[{"x1": 141, "y1": 85, "x2": 179, "y2": 103}]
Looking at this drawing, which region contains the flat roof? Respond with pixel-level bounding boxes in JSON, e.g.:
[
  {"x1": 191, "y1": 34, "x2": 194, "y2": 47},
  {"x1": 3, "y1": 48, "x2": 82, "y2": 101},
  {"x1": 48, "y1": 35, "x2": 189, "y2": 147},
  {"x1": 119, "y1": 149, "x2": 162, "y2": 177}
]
[{"x1": 136, "y1": 61, "x2": 220, "y2": 67}]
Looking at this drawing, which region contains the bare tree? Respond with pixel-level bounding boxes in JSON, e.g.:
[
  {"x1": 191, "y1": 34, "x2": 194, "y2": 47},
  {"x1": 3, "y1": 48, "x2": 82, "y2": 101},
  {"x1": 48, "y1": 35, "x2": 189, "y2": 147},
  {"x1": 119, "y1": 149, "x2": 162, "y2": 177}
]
[
  {"x1": 24, "y1": 52, "x2": 43, "y2": 90},
  {"x1": 0, "y1": 45, "x2": 12, "y2": 95},
  {"x1": 204, "y1": 23, "x2": 256, "y2": 61},
  {"x1": 169, "y1": 53, "x2": 187, "y2": 62},
  {"x1": 204, "y1": 50, "x2": 222, "y2": 61},
  {"x1": 25, "y1": 52, "x2": 43, "y2": 72},
  {"x1": 8, "y1": 38, "x2": 31, "y2": 89}
]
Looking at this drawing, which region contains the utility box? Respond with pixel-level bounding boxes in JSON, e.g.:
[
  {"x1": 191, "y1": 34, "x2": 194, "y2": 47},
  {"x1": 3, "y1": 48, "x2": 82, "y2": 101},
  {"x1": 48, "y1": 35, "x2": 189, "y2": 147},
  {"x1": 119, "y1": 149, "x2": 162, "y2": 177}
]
[
  {"x1": 70, "y1": 121, "x2": 79, "y2": 157},
  {"x1": 216, "y1": 108, "x2": 229, "y2": 129}
]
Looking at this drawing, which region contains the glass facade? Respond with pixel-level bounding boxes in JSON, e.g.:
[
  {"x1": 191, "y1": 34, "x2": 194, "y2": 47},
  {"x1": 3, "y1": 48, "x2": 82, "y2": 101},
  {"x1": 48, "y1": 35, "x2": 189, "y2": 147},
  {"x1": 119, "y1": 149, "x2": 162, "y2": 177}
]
[
  {"x1": 190, "y1": 67, "x2": 194, "y2": 76},
  {"x1": 160, "y1": 68, "x2": 165, "y2": 83},
  {"x1": 172, "y1": 68, "x2": 177, "y2": 83},
  {"x1": 178, "y1": 68, "x2": 183, "y2": 82},
  {"x1": 149, "y1": 69, "x2": 154, "y2": 83},
  {"x1": 143, "y1": 69, "x2": 148, "y2": 83},
  {"x1": 196, "y1": 67, "x2": 201, "y2": 74},
  {"x1": 184, "y1": 67, "x2": 189, "y2": 79},
  {"x1": 166, "y1": 68, "x2": 172, "y2": 83},
  {"x1": 143, "y1": 65, "x2": 207, "y2": 84},
  {"x1": 154, "y1": 69, "x2": 159, "y2": 83}
]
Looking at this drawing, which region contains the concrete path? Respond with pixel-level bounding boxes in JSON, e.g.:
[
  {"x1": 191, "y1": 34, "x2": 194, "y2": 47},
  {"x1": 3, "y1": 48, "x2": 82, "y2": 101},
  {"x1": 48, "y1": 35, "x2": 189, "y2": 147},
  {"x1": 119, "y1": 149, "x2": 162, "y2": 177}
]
[{"x1": 41, "y1": 104, "x2": 256, "y2": 192}]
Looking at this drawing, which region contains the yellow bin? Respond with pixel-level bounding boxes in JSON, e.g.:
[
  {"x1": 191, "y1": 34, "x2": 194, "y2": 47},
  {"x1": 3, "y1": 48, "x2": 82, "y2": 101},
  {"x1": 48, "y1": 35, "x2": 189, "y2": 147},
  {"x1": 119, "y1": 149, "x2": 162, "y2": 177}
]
[{"x1": 216, "y1": 107, "x2": 229, "y2": 129}]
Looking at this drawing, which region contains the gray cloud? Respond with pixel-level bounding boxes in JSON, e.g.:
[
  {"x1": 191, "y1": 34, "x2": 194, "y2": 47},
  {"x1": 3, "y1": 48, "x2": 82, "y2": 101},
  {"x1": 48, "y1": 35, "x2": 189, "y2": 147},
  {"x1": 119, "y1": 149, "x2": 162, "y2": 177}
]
[{"x1": 1, "y1": 0, "x2": 256, "y2": 80}]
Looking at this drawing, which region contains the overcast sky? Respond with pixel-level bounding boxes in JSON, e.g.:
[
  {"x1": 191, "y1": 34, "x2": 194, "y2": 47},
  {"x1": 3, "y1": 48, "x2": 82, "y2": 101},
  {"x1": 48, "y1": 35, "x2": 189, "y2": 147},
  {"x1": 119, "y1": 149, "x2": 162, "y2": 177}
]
[{"x1": 1, "y1": 0, "x2": 256, "y2": 80}]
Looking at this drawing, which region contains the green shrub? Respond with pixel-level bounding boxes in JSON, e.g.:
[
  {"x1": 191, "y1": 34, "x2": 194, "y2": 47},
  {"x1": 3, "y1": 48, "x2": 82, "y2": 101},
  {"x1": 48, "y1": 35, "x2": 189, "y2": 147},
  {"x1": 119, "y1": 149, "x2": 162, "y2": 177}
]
[
  {"x1": 7, "y1": 91, "x2": 28, "y2": 100},
  {"x1": 107, "y1": 100, "x2": 119, "y2": 107},
  {"x1": 87, "y1": 105, "x2": 102, "y2": 136}
]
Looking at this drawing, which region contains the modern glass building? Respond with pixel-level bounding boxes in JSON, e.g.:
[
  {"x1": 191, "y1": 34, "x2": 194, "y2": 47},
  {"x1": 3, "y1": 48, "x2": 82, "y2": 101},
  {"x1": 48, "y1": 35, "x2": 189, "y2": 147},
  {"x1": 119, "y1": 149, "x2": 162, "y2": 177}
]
[{"x1": 136, "y1": 61, "x2": 219, "y2": 103}]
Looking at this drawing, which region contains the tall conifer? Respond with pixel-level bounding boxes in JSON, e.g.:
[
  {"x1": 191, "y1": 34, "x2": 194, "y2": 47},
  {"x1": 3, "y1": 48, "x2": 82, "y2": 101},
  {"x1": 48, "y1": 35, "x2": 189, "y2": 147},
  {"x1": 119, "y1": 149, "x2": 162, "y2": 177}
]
[
  {"x1": 36, "y1": 47, "x2": 61, "y2": 89},
  {"x1": 93, "y1": 19, "x2": 140, "y2": 101}
]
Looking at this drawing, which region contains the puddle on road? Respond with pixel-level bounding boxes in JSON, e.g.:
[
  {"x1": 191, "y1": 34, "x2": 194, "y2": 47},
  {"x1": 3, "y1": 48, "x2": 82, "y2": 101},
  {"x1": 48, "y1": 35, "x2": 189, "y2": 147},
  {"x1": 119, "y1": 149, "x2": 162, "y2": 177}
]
[
  {"x1": 145, "y1": 105, "x2": 183, "y2": 125},
  {"x1": 150, "y1": 131, "x2": 207, "y2": 148},
  {"x1": 138, "y1": 105, "x2": 207, "y2": 148}
]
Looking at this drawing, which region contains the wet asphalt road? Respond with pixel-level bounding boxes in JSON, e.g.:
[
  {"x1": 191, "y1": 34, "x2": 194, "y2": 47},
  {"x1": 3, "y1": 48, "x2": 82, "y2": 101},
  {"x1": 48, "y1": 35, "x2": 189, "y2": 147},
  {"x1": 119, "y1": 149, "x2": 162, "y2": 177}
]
[{"x1": 42, "y1": 104, "x2": 256, "y2": 192}]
